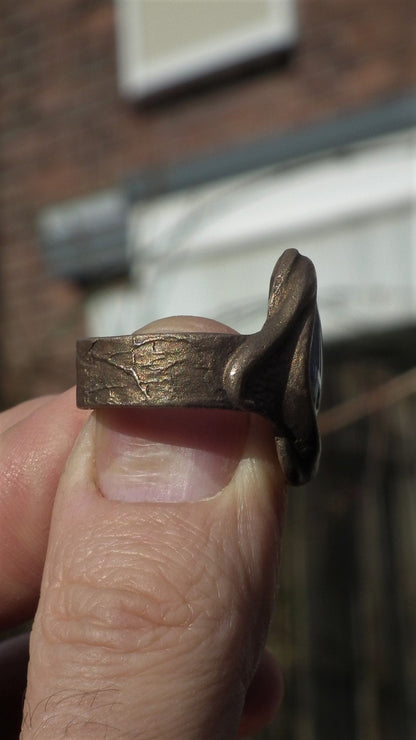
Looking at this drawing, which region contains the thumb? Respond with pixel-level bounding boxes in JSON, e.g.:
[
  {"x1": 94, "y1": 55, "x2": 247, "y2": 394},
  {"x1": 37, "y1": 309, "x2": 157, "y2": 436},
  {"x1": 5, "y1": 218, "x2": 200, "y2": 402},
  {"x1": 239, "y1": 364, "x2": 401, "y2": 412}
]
[{"x1": 22, "y1": 318, "x2": 286, "y2": 740}]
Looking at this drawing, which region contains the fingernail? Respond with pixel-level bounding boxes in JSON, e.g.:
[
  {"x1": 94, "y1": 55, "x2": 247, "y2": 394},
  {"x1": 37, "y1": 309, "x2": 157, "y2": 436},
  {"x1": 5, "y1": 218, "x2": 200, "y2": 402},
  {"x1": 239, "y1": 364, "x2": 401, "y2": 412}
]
[{"x1": 95, "y1": 407, "x2": 248, "y2": 502}]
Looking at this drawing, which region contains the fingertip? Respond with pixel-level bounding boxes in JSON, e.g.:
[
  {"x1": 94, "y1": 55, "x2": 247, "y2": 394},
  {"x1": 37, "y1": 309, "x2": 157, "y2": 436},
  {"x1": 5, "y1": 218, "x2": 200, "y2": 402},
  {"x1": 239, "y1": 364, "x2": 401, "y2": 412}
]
[{"x1": 137, "y1": 315, "x2": 237, "y2": 335}]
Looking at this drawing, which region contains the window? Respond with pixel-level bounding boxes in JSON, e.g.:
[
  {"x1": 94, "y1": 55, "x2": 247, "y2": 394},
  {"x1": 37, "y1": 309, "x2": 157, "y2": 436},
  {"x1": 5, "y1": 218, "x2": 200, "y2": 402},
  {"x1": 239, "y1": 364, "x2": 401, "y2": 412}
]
[{"x1": 115, "y1": 0, "x2": 297, "y2": 99}]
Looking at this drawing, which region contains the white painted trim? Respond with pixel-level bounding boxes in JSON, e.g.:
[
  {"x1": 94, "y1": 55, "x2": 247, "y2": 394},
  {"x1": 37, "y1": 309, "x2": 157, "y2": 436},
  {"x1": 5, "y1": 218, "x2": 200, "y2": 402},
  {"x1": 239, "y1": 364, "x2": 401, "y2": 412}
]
[
  {"x1": 132, "y1": 131, "x2": 416, "y2": 262},
  {"x1": 115, "y1": 0, "x2": 297, "y2": 99},
  {"x1": 85, "y1": 130, "x2": 416, "y2": 341},
  {"x1": 129, "y1": 130, "x2": 416, "y2": 339}
]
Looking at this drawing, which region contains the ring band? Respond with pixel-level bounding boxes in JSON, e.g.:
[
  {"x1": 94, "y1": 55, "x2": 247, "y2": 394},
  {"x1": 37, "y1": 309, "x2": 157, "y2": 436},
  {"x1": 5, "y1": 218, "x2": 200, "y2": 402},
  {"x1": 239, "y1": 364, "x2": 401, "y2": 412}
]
[{"x1": 77, "y1": 333, "x2": 244, "y2": 410}]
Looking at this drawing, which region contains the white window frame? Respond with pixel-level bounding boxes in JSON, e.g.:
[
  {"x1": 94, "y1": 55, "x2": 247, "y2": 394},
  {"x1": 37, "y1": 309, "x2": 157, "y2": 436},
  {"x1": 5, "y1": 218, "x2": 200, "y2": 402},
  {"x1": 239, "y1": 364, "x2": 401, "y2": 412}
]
[{"x1": 115, "y1": 0, "x2": 298, "y2": 99}]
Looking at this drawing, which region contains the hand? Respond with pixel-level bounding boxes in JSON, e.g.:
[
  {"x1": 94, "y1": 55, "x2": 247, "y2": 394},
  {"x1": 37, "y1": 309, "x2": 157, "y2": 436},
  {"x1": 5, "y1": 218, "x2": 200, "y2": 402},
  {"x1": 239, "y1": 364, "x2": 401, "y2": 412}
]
[{"x1": 0, "y1": 317, "x2": 286, "y2": 739}]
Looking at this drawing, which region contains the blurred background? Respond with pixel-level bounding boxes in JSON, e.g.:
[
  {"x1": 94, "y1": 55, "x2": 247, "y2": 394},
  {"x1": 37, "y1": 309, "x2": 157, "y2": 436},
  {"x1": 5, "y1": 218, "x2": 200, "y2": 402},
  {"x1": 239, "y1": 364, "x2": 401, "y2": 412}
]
[{"x1": 1, "y1": 0, "x2": 415, "y2": 737}]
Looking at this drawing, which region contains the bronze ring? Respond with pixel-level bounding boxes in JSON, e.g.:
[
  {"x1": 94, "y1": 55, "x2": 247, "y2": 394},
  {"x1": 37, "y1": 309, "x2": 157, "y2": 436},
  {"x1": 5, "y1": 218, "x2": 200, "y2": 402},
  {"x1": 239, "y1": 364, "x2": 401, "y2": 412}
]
[{"x1": 76, "y1": 249, "x2": 322, "y2": 485}]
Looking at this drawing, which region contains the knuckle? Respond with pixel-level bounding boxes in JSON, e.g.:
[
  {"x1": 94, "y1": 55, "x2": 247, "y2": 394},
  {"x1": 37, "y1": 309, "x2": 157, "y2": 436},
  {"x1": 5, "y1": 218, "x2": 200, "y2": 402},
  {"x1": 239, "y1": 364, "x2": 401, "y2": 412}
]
[
  {"x1": 38, "y1": 512, "x2": 253, "y2": 671},
  {"x1": 39, "y1": 528, "x2": 212, "y2": 661},
  {"x1": 40, "y1": 575, "x2": 194, "y2": 658}
]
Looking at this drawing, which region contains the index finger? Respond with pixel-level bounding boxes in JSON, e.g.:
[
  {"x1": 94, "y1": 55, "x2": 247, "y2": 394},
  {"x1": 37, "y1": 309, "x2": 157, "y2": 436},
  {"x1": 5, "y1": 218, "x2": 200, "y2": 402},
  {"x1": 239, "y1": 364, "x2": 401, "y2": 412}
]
[{"x1": 0, "y1": 388, "x2": 88, "y2": 627}]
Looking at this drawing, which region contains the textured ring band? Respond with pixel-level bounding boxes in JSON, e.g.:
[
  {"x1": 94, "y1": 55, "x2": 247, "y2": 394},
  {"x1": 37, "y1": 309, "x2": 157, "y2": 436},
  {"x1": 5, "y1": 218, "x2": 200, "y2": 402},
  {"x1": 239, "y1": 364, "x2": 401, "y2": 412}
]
[
  {"x1": 76, "y1": 249, "x2": 322, "y2": 485},
  {"x1": 77, "y1": 332, "x2": 244, "y2": 410}
]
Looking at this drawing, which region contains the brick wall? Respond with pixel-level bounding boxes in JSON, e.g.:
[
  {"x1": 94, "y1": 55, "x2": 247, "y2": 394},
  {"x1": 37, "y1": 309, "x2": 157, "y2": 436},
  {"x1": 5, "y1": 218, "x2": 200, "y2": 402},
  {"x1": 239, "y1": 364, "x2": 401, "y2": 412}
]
[{"x1": 1, "y1": 0, "x2": 414, "y2": 405}]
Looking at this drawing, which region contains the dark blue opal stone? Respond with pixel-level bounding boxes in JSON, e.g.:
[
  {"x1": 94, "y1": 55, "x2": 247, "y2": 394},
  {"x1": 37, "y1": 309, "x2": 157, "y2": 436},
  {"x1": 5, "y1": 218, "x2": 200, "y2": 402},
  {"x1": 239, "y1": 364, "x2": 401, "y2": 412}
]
[{"x1": 310, "y1": 312, "x2": 322, "y2": 411}]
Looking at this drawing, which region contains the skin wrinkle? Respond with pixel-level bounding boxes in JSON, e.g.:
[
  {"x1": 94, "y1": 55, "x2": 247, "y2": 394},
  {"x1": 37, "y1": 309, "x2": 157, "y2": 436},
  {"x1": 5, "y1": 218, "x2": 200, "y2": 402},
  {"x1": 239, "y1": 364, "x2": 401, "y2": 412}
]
[
  {"x1": 63, "y1": 529, "x2": 199, "y2": 601},
  {"x1": 40, "y1": 545, "x2": 247, "y2": 658},
  {"x1": 41, "y1": 588, "x2": 192, "y2": 655},
  {"x1": 52, "y1": 580, "x2": 195, "y2": 634},
  {"x1": 40, "y1": 530, "x2": 229, "y2": 656}
]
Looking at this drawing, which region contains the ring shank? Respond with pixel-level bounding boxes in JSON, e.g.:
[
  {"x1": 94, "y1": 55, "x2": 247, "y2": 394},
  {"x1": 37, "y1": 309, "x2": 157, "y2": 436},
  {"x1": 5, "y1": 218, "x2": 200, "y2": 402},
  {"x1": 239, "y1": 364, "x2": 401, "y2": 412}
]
[{"x1": 76, "y1": 333, "x2": 245, "y2": 410}]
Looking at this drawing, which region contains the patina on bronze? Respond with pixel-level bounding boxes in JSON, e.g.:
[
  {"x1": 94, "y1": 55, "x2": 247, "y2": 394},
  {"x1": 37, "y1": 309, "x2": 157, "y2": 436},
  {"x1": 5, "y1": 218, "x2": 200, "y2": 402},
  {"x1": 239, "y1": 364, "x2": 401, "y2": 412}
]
[{"x1": 77, "y1": 249, "x2": 322, "y2": 485}]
